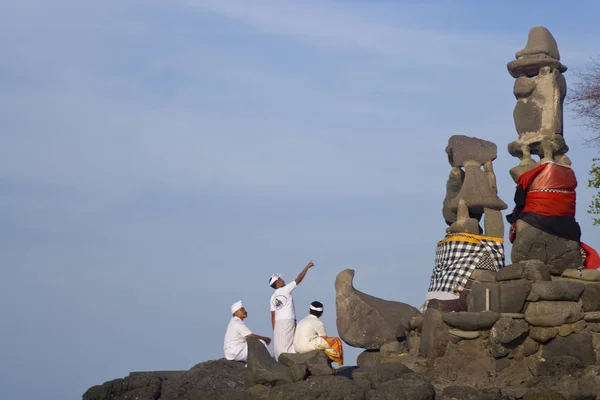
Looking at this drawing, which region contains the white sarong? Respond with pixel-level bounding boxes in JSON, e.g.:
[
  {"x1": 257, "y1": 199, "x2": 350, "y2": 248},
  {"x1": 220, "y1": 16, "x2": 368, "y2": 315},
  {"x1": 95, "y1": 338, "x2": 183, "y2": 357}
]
[{"x1": 273, "y1": 318, "x2": 296, "y2": 361}]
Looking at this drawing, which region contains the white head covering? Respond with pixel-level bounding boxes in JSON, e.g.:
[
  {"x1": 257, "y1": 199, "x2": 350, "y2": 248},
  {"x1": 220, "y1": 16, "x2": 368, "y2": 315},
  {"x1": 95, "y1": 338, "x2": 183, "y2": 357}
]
[
  {"x1": 231, "y1": 300, "x2": 243, "y2": 315},
  {"x1": 269, "y1": 273, "x2": 281, "y2": 287}
]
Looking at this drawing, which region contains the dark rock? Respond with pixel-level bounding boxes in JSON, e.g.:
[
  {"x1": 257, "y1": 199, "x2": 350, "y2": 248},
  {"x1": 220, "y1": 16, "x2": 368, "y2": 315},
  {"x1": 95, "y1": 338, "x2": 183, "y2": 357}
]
[
  {"x1": 467, "y1": 282, "x2": 500, "y2": 312},
  {"x1": 562, "y1": 268, "x2": 600, "y2": 281},
  {"x1": 534, "y1": 355, "x2": 582, "y2": 377},
  {"x1": 526, "y1": 281, "x2": 585, "y2": 302},
  {"x1": 442, "y1": 386, "x2": 503, "y2": 400},
  {"x1": 409, "y1": 315, "x2": 423, "y2": 331},
  {"x1": 581, "y1": 283, "x2": 600, "y2": 311},
  {"x1": 525, "y1": 300, "x2": 583, "y2": 327},
  {"x1": 366, "y1": 373, "x2": 435, "y2": 400},
  {"x1": 496, "y1": 264, "x2": 524, "y2": 281},
  {"x1": 542, "y1": 331, "x2": 596, "y2": 367},
  {"x1": 336, "y1": 269, "x2": 420, "y2": 349},
  {"x1": 83, "y1": 372, "x2": 165, "y2": 400},
  {"x1": 488, "y1": 339, "x2": 510, "y2": 358},
  {"x1": 419, "y1": 308, "x2": 449, "y2": 358},
  {"x1": 268, "y1": 376, "x2": 365, "y2": 400},
  {"x1": 357, "y1": 350, "x2": 380, "y2": 367},
  {"x1": 510, "y1": 221, "x2": 582, "y2": 275},
  {"x1": 529, "y1": 327, "x2": 558, "y2": 343},
  {"x1": 513, "y1": 101, "x2": 542, "y2": 134},
  {"x1": 521, "y1": 260, "x2": 551, "y2": 281},
  {"x1": 247, "y1": 338, "x2": 293, "y2": 386},
  {"x1": 523, "y1": 389, "x2": 566, "y2": 400},
  {"x1": 279, "y1": 350, "x2": 332, "y2": 378},
  {"x1": 523, "y1": 337, "x2": 540, "y2": 356},
  {"x1": 360, "y1": 362, "x2": 412, "y2": 386},
  {"x1": 442, "y1": 311, "x2": 500, "y2": 330},
  {"x1": 499, "y1": 279, "x2": 531, "y2": 313},
  {"x1": 588, "y1": 322, "x2": 600, "y2": 333},
  {"x1": 491, "y1": 317, "x2": 529, "y2": 344},
  {"x1": 155, "y1": 361, "x2": 245, "y2": 400},
  {"x1": 470, "y1": 269, "x2": 497, "y2": 282},
  {"x1": 380, "y1": 341, "x2": 404, "y2": 358}
]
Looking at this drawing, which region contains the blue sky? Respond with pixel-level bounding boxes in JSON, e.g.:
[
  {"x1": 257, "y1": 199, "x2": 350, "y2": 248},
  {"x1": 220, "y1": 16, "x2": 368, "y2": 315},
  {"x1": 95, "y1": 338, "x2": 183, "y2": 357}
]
[{"x1": 3, "y1": 1, "x2": 600, "y2": 399}]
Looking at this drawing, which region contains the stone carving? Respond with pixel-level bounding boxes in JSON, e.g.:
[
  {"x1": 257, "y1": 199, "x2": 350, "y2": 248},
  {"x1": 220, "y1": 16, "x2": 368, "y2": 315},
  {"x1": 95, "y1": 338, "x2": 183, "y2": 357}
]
[
  {"x1": 425, "y1": 135, "x2": 507, "y2": 312},
  {"x1": 335, "y1": 269, "x2": 421, "y2": 349},
  {"x1": 507, "y1": 26, "x2": 569, "y2": 181},
  {"x1": 443, "y1": 135, "x2": 507, "y2": 238},
  {"x1": 505, "y1": 27, "x2": 596, "y2": 274}
]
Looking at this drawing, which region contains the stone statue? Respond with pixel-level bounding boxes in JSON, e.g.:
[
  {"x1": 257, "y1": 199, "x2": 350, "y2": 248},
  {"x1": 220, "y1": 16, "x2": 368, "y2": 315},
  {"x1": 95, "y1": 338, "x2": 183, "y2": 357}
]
[
  {"x1": 505, "y1": 27, "x2": 598, "y2": 274},
  {"x1": 425, "y1": 135, "x2": 507, "y2": 312}
]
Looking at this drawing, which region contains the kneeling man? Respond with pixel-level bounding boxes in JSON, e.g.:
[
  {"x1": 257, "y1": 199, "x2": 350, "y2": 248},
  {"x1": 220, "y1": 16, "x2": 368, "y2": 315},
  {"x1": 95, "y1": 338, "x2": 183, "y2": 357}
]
[
  {"x1": 224, "y1": 300, "x2": 271, "y2": 362},
  {"x1": 293, "y1": 301, "x2": 344, "y2": 366}
]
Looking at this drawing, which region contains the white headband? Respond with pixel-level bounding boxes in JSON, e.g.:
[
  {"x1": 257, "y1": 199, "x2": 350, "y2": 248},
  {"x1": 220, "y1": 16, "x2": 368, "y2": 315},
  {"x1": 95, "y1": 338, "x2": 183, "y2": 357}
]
[
  {"x1": 269, "y1": 273, "x2": 281, "y2": 286},
  {"x1": 310, "y1": 304, "x2": 323, "y2": 312}
]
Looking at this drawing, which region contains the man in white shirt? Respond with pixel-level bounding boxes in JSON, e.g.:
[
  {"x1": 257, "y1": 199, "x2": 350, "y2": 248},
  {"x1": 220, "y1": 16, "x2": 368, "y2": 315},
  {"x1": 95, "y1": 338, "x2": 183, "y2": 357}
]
[
  {"x1": 293, "y1": 301, "x2": 344, "y2": 366},
  {"x1": 269, "y1": 260, "x2": 314, "y2": 361},
  {"x1": 224, "y1": 300, "x2": 271, "y2": 363}
]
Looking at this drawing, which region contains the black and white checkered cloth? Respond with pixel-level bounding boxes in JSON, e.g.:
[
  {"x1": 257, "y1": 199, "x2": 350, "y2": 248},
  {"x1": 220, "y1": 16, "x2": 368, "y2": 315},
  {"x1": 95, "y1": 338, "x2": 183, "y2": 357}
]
[{"x1": 428, "y1": 233, "x2": 505, "y2": 295}]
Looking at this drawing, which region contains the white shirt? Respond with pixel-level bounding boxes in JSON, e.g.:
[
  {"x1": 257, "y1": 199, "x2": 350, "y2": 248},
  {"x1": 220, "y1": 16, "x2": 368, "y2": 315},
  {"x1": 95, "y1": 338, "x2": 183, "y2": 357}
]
[
  {"x1": 223, "y1": 317, "x2": 252, "y2": 361},
  {"x1": 293, "y1": 314, "x2": 327, "y2": 353},
  {"x1": 270, "y1": 281, "x2": 297, "y2": 321}
]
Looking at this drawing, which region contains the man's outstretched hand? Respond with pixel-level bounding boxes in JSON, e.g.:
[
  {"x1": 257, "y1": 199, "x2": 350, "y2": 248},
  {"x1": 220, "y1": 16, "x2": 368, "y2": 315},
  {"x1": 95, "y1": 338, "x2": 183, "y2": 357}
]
[{"x1": 306, "y1": 260, "x2": 315, "y2": 269}]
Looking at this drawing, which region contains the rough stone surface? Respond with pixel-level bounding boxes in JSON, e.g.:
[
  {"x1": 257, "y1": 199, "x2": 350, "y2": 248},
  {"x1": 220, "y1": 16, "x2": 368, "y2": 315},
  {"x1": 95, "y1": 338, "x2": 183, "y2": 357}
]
[
  {"x1": 558, "y1": 324, "x2": 574, "y2": 337},
  {"x1": 572, "y1": 319, "x2": 587, "y2": 333},
  {"x1": 336, "y1": 269, "x2": 421, "y2": 349},
  {"x1": 515, "y1": 26, "x2": 561, "y2": 60},
  {"x1": 581, "y1": 283, "x2": 600, "y2": 311},
  {"x1": 83, "y1": 371, "x2": 183, "y2": 400},
  {"x1": 511, "y1": 221, "x2": 583, "y2": 274},
  {"x1": 442, "y1": 311, "x2": 500, "y2": 331},
  {"x1": 366, "y1": 373, "x2": 436, "y2": 400},
  {"x1": 496, "y1": 264, "x2": 523, "y2": 281},
  {"x1": 470, "y1": 269, "x2": 497, "y2": 282},
  {"x1": 562, "y1": 268, "x2": 600, "y2": 281},
  {"x1": 522, "y1": 260, "x2": 552, "y2": 281},
  {"x1": 542, "y1": 331, "x2": 596, "y2": 367},
  {"x1": 442, "y1": 386, "x2": 502, "y2": 400},
  {"x1": 406, "y1": 336, "x2": 420, "y2": 357},
  {"x1": 584, "y1": 312, "x2": 600, "y2": 322},
  {"x1": 467, "y1": 280, "x2": 530, "y2": 313},
  {"x1": 278, "y1": 350, "x2": 332, "y2": 379},
  {"x1": 380, "y1": 341, "x2": 404, "y2": 358},
  {"x1": 523, "y1": 337, "x2": 540, "y2": 357},
  {"x1": 409, "y1": 315, "x2": 424, "y2": 331},
  {"x1": 419, "y1": 308, "x2": 449, "y2": 358},
  {"x1": 524, "y1": 301, "x2": 584, "y2": 327},
  {"x1": 247, "y1": 338, "x2": 293, "y2": 386},
  {"x1": 523, "y1": 389, "x2": 566, "y2": 400},
  {"x1": 529, "y1": 327, "x2": 558, "y2": 343},
  {"x1": 491, "y1": 317, "x2": 529, "y2": 344},
  {"x1": 268, "y1": 376, "x2": 363, "y2": 400},
  {"x1": 526, "y1": 281, "x2": 585, "y2": 302},
  {"x1": 357, "y1": 350, "x2": 380, "y2": 367},
  {"x1": 446, "y1": 135, "x2": 498, "y2": 168}
]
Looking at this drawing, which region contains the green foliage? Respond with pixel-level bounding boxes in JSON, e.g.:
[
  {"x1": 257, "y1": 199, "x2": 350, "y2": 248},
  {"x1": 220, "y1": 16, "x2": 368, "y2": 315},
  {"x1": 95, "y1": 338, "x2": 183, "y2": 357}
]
[{"x1": 588, "y1": 158, "x2": 600, "y2": 225}]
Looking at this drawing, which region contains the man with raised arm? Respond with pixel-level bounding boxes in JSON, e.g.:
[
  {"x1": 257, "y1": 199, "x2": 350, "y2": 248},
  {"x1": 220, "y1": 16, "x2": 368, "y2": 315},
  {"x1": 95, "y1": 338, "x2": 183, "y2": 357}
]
[
  {"x1": 224, "y1": 300, "x2": 271, "y2": 363},
  {"x1": 269, "y1": 260, "x2": 314, "y2": 361}
]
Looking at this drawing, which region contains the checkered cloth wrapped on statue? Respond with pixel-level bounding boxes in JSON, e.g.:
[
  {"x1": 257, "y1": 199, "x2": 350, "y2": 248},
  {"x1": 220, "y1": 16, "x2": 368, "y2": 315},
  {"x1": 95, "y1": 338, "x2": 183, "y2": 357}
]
[{"x1": 428, "y1": 233, "x2": 505, "y2": 297}]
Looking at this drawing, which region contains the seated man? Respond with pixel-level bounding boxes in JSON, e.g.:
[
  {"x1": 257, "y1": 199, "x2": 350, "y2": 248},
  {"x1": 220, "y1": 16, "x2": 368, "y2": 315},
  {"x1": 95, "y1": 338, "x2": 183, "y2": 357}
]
[
  {"x1": 224, "y1": 300, "x2": 271, "y2": 362},
  {"x1": 293, "y1": 301, "x2": 343, "y2": 366}
]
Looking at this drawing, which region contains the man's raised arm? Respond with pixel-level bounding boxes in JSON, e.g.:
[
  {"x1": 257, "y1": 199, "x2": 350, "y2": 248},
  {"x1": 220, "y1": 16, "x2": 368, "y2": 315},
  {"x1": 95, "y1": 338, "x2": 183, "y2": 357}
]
[
  {"x1": 246, "y1": 333, "x2": 271, "y2": 346},
  {"x1": 295, "y1": 260, "x2": 315, "y2": 285}
]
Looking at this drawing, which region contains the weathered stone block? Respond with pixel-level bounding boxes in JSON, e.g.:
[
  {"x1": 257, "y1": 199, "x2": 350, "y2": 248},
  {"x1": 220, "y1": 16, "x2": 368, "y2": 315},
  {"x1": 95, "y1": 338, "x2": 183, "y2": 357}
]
[
  {"x1": 491, "y1": 317, "x2": 529, "y2": 344},
  {"x1": 470, "y1": 269, "x2": 497, "y2": 283},
  {"x1": 542, "y1": 331, "x2": 596, "y2": 367},
  {"x1": 356, "y1": 350, "x2": 380, "y2": 367},
  {"x1": 558, "y1": 324, "x2": 573, "y2": 337},
  {"x1": 247, "y1": 338, "x2": 293, "y2": 386},
  {"x1": 584, "y1": 312, "x2": 600, "y2": 322},
  {"x1": 562, "y1": 269, "x2": 600, "y2": 281},
  {"x1": 525, "y1": 301, "x2": 583, "y2": 327},
  {"x1": 496, "y1": 264, "x2": 523, "y2": 281},
  {"x1": 529, "y1": 327, "x2": 558, "y2": 343},
  {"x1": 446, "y1": 135, "x2": 498, "y2": 167},
  {"x1": 499, "y1": 279, "x2": 531, "y2": 313},
  {"x1": 572, "y1": 320, "x2": 587, "y2": 333},
  {"x1": 419, "y1": 308, "x2": 449, "y2": 358},
  {"x1": 526, "y1": 281, "x2": 585, "y2": 302},
  {"x1": 581, "y1": 283, "x2": 600, "y2": 311},
  {"x1": 380, "y1": 341, "x2": 404, "y2": 358},
  {"x1": 442, "y1": 311, "x2": 499, "y2": 331}
]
